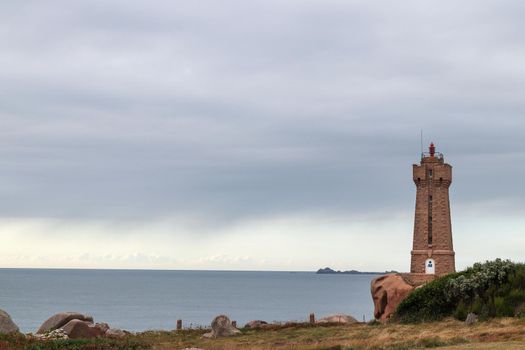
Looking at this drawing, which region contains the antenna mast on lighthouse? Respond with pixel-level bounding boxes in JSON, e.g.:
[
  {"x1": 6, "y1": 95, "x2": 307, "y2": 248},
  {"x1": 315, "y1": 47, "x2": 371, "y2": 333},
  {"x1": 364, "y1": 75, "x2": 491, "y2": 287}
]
[{"x1": 420, "y1": 130, "x2": 424, "y2": 158}]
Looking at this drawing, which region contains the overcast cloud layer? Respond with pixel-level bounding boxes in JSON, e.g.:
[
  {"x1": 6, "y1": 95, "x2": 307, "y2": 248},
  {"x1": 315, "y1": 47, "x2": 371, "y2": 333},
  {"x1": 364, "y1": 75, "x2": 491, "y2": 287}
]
[{"x1": 1, "y1": 1, "x2": 524, "y2": 271}]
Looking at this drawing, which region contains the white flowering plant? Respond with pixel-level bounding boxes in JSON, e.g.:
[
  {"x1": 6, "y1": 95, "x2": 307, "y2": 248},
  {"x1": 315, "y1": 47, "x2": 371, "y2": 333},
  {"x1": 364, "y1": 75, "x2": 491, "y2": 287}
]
[{"x1": 395, "y1": 259, "x2": 525, "y2": 323}]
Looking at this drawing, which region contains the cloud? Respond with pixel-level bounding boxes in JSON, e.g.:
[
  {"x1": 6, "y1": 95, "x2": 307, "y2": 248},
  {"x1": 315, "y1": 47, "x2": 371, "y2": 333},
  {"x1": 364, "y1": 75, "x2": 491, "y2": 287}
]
[{"x1": 0, "y1": 1, "x2": 524, "y2": 268}]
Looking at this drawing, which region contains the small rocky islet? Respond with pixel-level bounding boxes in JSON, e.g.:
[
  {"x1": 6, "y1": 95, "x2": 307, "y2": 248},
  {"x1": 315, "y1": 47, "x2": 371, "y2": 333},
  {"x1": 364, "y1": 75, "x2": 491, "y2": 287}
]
[{"x1": 316, "y1": 267, "x2": 397, "y2": 274}]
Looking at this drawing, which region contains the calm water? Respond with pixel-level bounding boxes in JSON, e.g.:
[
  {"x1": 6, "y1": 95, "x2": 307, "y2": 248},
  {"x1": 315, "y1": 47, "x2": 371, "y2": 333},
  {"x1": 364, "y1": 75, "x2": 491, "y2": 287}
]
[{"x1": 0, "y1": 269, "x2": 376, "y2": 333}]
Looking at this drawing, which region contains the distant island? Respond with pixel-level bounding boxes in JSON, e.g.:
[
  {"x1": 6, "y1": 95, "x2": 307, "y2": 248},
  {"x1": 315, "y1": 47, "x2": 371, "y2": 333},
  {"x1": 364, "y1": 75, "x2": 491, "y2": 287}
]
[{"x1": 316, "y1": 267, "x2": 398, "y2": 275}]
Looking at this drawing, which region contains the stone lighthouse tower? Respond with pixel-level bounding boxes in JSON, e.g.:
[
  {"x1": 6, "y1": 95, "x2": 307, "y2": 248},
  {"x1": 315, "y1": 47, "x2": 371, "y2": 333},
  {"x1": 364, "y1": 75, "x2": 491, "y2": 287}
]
[{"x1": 410, "y1": 143, "x2": 455, "y2": 275}]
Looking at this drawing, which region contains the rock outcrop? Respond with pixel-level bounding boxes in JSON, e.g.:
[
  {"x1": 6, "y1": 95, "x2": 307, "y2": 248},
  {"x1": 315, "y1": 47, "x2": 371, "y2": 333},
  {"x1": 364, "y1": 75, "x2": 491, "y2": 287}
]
[
  {"x1": 203, "y1": 315, "x2": 240, "y2": 338},
  {"x1": 317, "y1": 314, "x2": 358, "y2": 324},
  {"x1": 371, "y1": 274, "x2": 414, "y2": 322},
  {"x1": 465, "y1": 313, "x2": 478, "y2": 325},
  {"x1": 105, "y1": 328, "x2": 129, "y2": 338},
  {"x1": 61, "y1": 319, "x2": 108, "y2": 339},
  {"x1": 0, "y1": 310, "x2": 19, "y2": 334},
  {"x1": 37, "y1": 312, "x2": 94, "y2": 334},
  {"x1": 36, "y1": 312, "x2": 129, "y2": 339},
  {"x1": 244, "y1": 320, "x2": 268, "y2": 329}
]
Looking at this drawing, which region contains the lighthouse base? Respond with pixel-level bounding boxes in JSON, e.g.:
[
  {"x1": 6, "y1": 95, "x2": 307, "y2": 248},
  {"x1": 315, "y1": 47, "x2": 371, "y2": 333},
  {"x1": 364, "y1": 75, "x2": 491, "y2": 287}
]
[{"x1": 410, "y1": 250, "x2": 455, "y2": 276}]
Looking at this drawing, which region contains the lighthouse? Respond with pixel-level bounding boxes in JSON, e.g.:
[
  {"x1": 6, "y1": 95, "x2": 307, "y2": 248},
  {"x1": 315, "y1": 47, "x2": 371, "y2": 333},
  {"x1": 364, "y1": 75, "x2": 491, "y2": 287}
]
[{"x1": 410, "y1": 143, "x2": 455, "y2": 275}]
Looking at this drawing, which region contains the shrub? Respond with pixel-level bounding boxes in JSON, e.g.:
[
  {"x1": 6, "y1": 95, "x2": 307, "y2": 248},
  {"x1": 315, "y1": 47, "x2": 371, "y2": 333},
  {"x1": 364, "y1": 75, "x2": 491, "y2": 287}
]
[
  {"x1": 453, "y1": 300, "x2": 468, "y2": 321},
  {"x1": 394, "y1": 259, "x2": 525, "y2": 323},
  {"x1": 395, "y1": 272, "x2": 463, "y2": 322},
  {"x1": 445, "y1": 259, "x2": 515, "y2": 303}
]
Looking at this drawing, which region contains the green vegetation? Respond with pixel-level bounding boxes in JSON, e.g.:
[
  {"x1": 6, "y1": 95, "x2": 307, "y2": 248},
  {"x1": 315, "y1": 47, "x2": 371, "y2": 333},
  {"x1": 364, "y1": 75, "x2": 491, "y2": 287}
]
[
  {"x1": 1, "y1": 318, "x2": 525, "y2": 350},
  {"x1": 395, "y1": 259, "x2": 525, "y2": 323},
  {"x1": 0, "y1": 333, "x2": 151, "y2": 350}
]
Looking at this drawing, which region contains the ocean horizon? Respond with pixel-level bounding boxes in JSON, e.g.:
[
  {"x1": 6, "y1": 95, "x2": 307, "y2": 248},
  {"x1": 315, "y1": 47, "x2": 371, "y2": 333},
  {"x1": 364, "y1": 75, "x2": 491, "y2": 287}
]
[{"x1": 0, "y1": 268, "x2": 377, "y2": 333}]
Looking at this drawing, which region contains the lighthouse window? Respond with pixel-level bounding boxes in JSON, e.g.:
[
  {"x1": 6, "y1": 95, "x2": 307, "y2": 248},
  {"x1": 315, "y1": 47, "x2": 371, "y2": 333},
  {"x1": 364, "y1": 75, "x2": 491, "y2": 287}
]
[
  {"x1": 428, "y1": 216, "x2": 433, "y2": 245},
  {"x1": 428, "y1": 195, "x2": 433, "y2": 245},
  {"x1": 428, "y1": 169, "x2": 433, "y2": 178}
]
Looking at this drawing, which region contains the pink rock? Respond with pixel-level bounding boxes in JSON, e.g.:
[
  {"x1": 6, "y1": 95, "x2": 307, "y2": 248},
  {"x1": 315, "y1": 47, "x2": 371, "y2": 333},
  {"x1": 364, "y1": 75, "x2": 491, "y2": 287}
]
[
  {"x1": 244, "y1": 320, "x2": 268, "y2": 329},
  {"x1": 37, "y1": 312, "x2": 93, "y2": 334},
  {"x1": 105, "y1": 328, "x2": 129, "y2": 338},
  {"x1": 371, "y1": 274, "x2": 414, "y2": 322},
  {"x1": 61, "y1": 319, "x2": 106, "y2": 339},
  {"x1": 203, "y1": 315, "x2": 240, "y2": 338},
  {"x1": 317, "y1": 314, "x2": 358, "y2": 324},
  {"x1": 95, "y1": 322, "x2": 110, "y2": 333},
  {"x1": 0, "y1": 309, "x2": 19, "y2": 334}
]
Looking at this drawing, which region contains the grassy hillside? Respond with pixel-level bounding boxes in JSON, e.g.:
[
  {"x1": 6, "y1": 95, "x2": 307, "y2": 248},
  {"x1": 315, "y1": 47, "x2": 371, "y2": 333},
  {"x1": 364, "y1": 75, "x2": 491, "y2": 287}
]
[
  {"x1": 395, "y1": 259, "x2": 525, "y2": 323},
  {"x1": 3, "y1": 318, "x2": 525, "y2": 350}
]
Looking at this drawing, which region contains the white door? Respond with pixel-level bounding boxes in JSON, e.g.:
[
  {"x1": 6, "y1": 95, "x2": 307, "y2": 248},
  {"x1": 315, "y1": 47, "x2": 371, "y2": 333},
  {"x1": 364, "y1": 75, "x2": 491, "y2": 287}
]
[{"x1": 425, "y1": 259, "x2": 435, "y2": 274}]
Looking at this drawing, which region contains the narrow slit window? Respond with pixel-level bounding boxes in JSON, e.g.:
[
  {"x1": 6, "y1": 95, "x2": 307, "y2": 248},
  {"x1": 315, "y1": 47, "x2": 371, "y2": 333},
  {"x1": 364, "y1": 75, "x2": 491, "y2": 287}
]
[
  {"x1": 428, "y1": 216, "x2": 433, "y2": 245},
  {"x1": 428, "y1": 195, "x2": 433, "y2": 245}
]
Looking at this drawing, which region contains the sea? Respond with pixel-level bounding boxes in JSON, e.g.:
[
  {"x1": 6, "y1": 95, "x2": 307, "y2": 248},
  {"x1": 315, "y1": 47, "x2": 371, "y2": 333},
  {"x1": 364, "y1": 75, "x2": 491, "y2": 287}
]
[{"x1": 0, "y1": 269, "x2": 377, "y2": 333}]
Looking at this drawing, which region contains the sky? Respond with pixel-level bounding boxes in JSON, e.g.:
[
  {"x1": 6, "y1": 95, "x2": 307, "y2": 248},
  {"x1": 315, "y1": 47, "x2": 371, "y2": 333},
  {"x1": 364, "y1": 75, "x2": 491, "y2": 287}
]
[{"x1": 0, "y1": 1, "x2": 524, "y2": 271}]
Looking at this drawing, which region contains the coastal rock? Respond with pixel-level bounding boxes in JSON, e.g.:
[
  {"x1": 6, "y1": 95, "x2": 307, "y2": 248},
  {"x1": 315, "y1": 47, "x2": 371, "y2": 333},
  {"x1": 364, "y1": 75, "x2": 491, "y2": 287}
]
[
  {"x1": 105, "y1": 328, "x2": 129, "y2": 338},
  {"x1": 37, "y1": 312, "x2": 93, "y2": 334},
  {"x1": 244, "y1": 320, "x2": 268, "y2": 329},
  {"x1": 203, "y1": 315, "x2": 240, "y2": 338},
  {"x1": 95, "y1": 322, "x2": 110, "y2": 333},
  {"x1": 0, "y1": 309, "x2": 19, "y2": 334},
  {"x1": 465, "y1": 313, "x2": 478, "y2": 325},
  {"x1": 371, "y1": 274, "x2": 414, "y2": 322},
  {"x1": 61, "y1": 319, "x2": 106, "y2": 339},
  {"x1": 317, "y1": 314, "x2": 358, "y2": 324}
]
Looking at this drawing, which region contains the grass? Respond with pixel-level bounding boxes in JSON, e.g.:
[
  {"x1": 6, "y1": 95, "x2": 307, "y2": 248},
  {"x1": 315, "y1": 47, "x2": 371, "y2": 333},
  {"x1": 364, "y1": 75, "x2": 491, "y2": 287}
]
[
  {"x1": 437, "y1": 343, "x2": 525, "y2": 350},
  {"x1": 0, "y1": 335, "x2": 150, "y2": 350},
  {"x1": 131, "y1": 318, "x2": 525, "y2": 349},
  {"x1": 3, "y1": 318, "x2": 525, "y2": 349}
]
